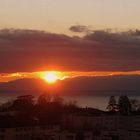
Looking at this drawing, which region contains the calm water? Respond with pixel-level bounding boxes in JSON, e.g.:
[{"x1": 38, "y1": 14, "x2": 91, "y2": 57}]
[
  {"x1": 63, "y1": 95, "x2": 140, "y2": 110},
  {"x1": 0, "y1": 93, "x2": 140, "y2": 110}
]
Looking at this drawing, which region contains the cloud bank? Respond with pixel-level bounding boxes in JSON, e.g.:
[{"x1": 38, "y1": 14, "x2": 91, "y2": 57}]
[
  {"x1": 0, "y1": 75, "x2": 140, "y2": 96},
  {"x1": 0, "y1": 28, "x2": 140, "y2": 73}
]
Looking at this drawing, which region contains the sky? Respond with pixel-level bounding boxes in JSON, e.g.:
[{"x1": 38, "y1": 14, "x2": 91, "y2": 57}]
[
  {"x1": 1, "y1": 0, "x2": 140, "y2": 34},
  {"x1": 0, "y1": 0, "x2": 140, "y2": 82}
]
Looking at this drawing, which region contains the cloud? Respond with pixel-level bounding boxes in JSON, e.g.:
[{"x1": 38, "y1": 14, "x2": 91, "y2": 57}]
[
  {"x1": 84, "y1": 29, "x2": 140, "y2": 45},
  {"x1": 69, "y1": 25, "x2": 91, "y2": 33},
  {"x1": 60, "y1": 75, "x2": 140, "y2": 94},
  {"x1": 1, "y1": 75, "x2": 140, "y2": 95},
  {"x1": 0, "y1": 28, "x2": 140, "y2": 73}
]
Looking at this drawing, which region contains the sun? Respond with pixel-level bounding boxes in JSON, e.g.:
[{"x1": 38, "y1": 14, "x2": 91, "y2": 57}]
[
  {"x1": 38, "y1": 71, "x2": 63, "y2": 84},
  {"x1": 44, "y1": 72, "x2": 58, "y2": 83},
  {"x1": 37, "y1": 71, "x2": 66, "y2": 84}
]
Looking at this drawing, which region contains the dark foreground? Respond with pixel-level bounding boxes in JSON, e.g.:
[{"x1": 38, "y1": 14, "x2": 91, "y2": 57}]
[{"x1": 0, "y1": 94, "x2": 140, "y2": 140}]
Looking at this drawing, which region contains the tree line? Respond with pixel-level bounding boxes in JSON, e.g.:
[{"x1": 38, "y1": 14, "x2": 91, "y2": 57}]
[{"x1": 106, "y1": 95, "x2": 140, "y2": 115}]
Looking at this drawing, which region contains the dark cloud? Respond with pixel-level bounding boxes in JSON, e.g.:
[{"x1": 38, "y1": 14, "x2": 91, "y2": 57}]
[
  {"x1": 84, "y1": 30, "x2": 140, "y2": 45},
  {"x1": 0, "y1": 28, "x2": 140, "y2": 73},
  {"x1": 69, "y1": 25, "x2": 91, "y2": 33},
  {"x1": 0, "y1": 75, "x2": 140, "y2": 96},
  {"x1": 60, "y1": 75, "x2": 140, "y2": 95}
]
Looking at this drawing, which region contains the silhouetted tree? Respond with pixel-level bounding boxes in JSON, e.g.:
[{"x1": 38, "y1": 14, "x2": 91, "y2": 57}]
[
  {"x1": 0, "y1": 100, "x2": 13, "y2": 111},
  {"x1": 118, "y1": 96, "x2": 131, "y2": 115},
  {"x1": 12, "y1": 95, "x2": 34, "y2": 111},
  {"x1": 37, "y1": 93, "x2": 51, "y2": 106},
  {"x1": 130, "y1": 99, "x2": 140, "y2": 111},
  {"x1": 106, "y1": 96, "x2": 118, "y2": 112},
  {"x1": 53, "y1": 95, "x2": 64, "y2": 106}
]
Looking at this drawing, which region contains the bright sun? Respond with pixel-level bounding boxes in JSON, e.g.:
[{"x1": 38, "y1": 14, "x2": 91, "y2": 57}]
[
  {"x1": 40, "y1": 71, "x2": 62, "y2": 84},
  {"x1": 44, "y1": 72, "x2": 57, "y2": 83},
  {"x1": 38, "y1": 71, "x2": 66, "y2": 84}
]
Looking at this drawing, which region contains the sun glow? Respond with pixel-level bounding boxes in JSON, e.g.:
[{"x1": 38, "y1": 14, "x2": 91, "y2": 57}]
[
  {"x1": 44, "y1": 72, "x2": 57, "y2": 83},
  {"x1": 39, "y1": 71, "x2": 63, "y2": 84}
]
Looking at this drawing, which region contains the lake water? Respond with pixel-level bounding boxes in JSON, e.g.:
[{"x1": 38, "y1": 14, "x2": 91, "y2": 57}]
[
  {"x1": 0, "y1": 93, "x2": 140, "y2": 110},
  {"x1": 63, "y1": 95, "x2": 140, "y2": 110}
]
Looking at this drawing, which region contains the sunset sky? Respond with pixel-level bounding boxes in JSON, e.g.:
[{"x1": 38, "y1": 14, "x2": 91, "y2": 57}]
[
  {"x1": 0, "y1": 0, "x2": 140, "y2": 82},
  {"x1": 1, "y1": 0, "x2": 140, "y2": 33}
]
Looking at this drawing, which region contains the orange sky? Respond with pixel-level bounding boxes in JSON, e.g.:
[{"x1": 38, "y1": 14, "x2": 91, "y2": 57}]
[
  {"x1": 0, "y1": 0, "x2": 140, "y2": 83},
  {"x1": 1, "y1": 71, "x2": 140, "y2": 82}
]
